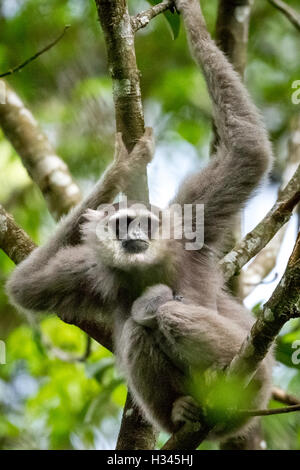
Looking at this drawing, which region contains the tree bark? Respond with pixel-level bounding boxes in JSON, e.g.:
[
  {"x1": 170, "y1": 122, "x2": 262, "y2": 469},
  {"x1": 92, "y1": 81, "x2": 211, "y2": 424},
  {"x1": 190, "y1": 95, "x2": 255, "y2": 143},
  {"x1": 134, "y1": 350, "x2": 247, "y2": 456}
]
[
  {"x1": 116, "y1": 394, "x2": 158, "y2": 450},
  {"x1": 226, "y1": 233, "x2": 300, "y2": 384},
  {"x1": 216, "y1": 0, "x2": 253, "y2": 77},
  {"x1": 95, "y1": 0, "x2": 149, "y2": 202},
  {"x1": 221, "y1": 163, "x2": 300, "y2": 282},
  {"x1": 268, "y1": 0, "x2": 300, "y2": 31},
  {"x1": 242, "y1": 115, "x2": 300, "y2": 297},
  {"x1": 0, "y1": 80, "x2": 81, "y2": 219},
  {"x1": 131, "y1": 0, "x2": 174, "y2": 33},
  {"x1": 0, "y1": 204, "x2": 36, "y2": 264},
  {"x1": 94, "y1": 0, "x2": 155, "y2": 449}
]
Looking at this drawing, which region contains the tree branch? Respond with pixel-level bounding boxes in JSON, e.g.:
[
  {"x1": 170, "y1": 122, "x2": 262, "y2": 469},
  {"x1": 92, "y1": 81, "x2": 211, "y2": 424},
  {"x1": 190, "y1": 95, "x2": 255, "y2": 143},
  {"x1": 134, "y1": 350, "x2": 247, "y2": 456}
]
[
  {"x1": 228, "y1": 232, "x2": 300, "y2": 385},
  {"x1": 131, "y1": 0, "x2": 174, "y2": 33},
  {"x1": 268, "y1": 0, "x2": 300, "y2": 32},
  {"x1": 94, "y1": 0, "x2": 149, "y2": 202},
  {"x1": 116, "y1": 394, "x2": 158, "y2": 450},
  {"x1": 242, "y1": 115, "x2": 300, "y2": 297},
  {"x1": 242, "y1": 404, "x2": 300, "y2": 417},
  {"x1": 0, "y1": 80, "x2": 81, "y2": 219},
  {"x1": 0, "y1": 204, "x2": 36, "y2": 264},
  {"x1": 221, "y1": 163, "x2": 300, "y2": 282},
  {"x1": 216, "y1": 0, "x2": 253, "y2": 78},
  {"x1": 272, "y1": 387, "x2": 300, "y2": 406},
  {"x1": 241, "y1": 229, "x2": 285, "y2": 298},
  {"x1": 0, "y1": 26, "x2": 70, "y2": 78},
  {"x1": 94, "y1": 0, "x2": 155, "y2": 449}
]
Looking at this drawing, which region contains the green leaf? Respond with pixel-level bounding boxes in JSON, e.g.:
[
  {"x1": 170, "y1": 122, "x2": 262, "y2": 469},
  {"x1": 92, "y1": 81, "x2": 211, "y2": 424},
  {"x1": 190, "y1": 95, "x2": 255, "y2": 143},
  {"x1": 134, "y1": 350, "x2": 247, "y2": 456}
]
[
  {"x1": 163, "y1": 10, "x2": 180, "y2": 40},
  {"x1": 148, "y1": 1, "x2": 180, "y2": 39}
]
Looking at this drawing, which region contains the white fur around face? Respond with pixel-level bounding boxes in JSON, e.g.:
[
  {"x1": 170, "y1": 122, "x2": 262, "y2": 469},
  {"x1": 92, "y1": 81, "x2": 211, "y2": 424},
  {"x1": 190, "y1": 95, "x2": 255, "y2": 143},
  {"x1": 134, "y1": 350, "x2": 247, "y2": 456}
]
[{"x1": 81, "y1": 208, "x2": 167, "y2": 271}]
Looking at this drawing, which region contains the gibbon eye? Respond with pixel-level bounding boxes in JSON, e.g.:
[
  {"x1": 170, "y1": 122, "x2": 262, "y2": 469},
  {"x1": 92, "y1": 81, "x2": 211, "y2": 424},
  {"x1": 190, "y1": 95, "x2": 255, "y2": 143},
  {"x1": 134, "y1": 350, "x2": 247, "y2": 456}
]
[
  {"x1": 145, "y1": 216, "x2": 159, "y2": 239},
  {"x1": 114, "y1": 216, "x2": 134, "y2": 239}
]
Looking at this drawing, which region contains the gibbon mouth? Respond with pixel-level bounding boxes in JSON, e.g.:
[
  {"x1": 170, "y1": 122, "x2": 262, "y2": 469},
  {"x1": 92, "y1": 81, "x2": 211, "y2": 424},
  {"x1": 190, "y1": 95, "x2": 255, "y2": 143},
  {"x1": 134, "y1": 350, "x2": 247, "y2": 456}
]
[{"x1": 121, "y1": 239, "x2": 149, "y2": 254}]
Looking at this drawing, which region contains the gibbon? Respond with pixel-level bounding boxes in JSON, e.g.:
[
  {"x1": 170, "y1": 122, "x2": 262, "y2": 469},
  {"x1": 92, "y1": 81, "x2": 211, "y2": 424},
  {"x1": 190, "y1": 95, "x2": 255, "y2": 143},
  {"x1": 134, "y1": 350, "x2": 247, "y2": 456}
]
[{"x1": 7, "y1": 0, "x2": 273, "y2": 441}]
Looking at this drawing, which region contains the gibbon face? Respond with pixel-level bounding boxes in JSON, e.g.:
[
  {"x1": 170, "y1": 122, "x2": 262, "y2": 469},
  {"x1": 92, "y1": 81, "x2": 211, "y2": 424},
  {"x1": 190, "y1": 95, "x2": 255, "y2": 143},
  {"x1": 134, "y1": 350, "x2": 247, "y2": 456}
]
[{"x1": 81, "y1": 202, "x2": 170, "y2": 270}]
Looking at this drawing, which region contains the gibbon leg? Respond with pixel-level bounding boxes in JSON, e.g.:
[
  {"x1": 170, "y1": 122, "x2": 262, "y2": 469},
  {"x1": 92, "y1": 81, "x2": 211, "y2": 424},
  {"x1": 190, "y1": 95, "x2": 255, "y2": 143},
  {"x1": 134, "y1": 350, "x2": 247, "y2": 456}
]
[
  {"x1": 155, "y1": 300, "x2": 271, "y2": 436},
  {"x1": 117, "y1": 315, "x2": 185, "y2": 433},
  {"x1": 156, "y1": 300, "x2": 248, "y2": 371}
]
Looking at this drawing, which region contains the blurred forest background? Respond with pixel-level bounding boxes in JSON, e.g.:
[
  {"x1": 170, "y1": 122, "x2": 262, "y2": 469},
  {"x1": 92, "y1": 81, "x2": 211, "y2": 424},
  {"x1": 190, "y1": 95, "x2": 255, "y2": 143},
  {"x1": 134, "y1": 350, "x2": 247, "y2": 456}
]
[{"x1": 0, "y1": 0, "x2": 299, "y2": 450}]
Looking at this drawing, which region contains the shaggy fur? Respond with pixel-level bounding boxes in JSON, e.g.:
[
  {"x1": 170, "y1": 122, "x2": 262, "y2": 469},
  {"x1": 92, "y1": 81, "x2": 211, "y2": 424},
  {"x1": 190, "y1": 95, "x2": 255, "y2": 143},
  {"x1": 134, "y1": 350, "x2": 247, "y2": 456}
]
[{"x1": 7, "y1": 0, "x2": 274, "y2": 442}]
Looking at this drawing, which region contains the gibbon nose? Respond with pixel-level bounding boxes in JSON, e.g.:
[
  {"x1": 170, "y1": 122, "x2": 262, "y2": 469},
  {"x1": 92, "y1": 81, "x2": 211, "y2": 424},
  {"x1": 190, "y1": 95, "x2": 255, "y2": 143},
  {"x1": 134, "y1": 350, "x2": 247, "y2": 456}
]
[{"x1": 121, "y1": 239, "x2": 149, "y2": 254}]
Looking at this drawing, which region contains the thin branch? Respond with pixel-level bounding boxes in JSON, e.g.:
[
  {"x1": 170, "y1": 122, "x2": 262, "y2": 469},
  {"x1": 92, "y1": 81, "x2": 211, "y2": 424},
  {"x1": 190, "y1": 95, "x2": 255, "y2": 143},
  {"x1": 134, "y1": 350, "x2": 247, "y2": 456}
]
[
  {"x1": 0, "y1": 80, "x2": 81, "y2": 219},
  {"x1": 241, "y1": 230, "x2": 285, "y2": 298},
  {"x1": 239, "y1": 404, "x2": 300, "y2": 418},
  {"x1": 131, "y1": 0, "x2": 174, "y2": 33},
  {"x1": 0, "y1": 26, "x2": 70, "y2": 78},
  {"x1": 268, "y1": 0, "x2": 300, "y2": 32},
  {"x1": 221, "y1": 162, "x2": 300, "y2": 282},
  {"x1": 272, "y1": 387, "x2": 300, "y2": 406}
]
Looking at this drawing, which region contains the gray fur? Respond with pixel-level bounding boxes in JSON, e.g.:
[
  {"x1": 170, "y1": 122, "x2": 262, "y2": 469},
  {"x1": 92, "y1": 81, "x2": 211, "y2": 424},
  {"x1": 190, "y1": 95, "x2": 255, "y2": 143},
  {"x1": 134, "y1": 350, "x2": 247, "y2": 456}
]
[{"x1": 7, "y1": 1, "x2": 274, "y2": 442}]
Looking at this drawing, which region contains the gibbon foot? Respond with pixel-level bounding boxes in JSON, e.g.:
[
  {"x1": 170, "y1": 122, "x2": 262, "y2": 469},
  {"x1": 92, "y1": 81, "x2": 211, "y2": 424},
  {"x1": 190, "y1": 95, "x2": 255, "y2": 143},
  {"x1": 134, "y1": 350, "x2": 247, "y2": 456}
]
[{"x1": 171, "y1": 395, "x2": 202, "y2": 426}]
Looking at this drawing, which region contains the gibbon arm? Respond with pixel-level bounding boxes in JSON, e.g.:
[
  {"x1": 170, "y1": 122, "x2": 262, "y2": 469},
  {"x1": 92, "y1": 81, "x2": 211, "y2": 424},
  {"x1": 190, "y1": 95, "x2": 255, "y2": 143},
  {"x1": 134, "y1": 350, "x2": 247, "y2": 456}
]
[
  {"x1": 31, "y1": 127, "x2": 154, "y2": 269},
  {"x1": 174, "y1": 0, "x2": 273, "y2": 245},
  {"x1": 6, "y1": 129, "x2": 154, "y2": 315},
  {"x1": 7, "y1": 245, "x2": 104, "y2": 318}
]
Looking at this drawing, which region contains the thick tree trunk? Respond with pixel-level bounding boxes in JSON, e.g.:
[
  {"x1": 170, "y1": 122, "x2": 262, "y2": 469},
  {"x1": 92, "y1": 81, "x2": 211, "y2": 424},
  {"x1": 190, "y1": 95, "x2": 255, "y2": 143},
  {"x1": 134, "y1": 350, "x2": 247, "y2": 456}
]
[
  {"x1": 94, "y1": 0, "x2": 155, "y2": 449},
  {"x1": 95, "y1": 0, "x2": 149, "y2": 202}
]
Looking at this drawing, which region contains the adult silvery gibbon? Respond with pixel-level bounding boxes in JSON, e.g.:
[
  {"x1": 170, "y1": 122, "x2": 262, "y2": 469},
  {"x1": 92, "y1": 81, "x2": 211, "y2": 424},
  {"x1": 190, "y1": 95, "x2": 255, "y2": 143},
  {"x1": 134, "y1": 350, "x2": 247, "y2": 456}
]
[{"x1": 7, "y1": 0, "x2": 273, "y2": 442}]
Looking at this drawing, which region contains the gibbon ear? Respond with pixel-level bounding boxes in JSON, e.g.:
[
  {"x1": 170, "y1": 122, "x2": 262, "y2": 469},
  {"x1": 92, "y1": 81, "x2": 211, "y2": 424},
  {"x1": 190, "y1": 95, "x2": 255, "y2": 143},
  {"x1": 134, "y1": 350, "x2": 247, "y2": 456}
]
[
  {"x1": 79, "y1": 209, "x2": 107, "y2": 233},
  {"x1": 80, "y1": 209, "x2": 109, "y2": 243},
  {"x1": 82, "y1": 208, "x2": 105, "y2": 222}
]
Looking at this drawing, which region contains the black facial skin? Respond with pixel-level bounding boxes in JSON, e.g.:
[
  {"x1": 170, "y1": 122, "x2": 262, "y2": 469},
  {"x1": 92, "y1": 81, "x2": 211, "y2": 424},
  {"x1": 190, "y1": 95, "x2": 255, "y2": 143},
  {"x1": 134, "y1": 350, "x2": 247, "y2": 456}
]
[
  {"x1": 122, "y1": 239, "x2": 149, "y2": 253},
  {"x1": 115, "y1": 213, "x2": 157, "y2": 253}
]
